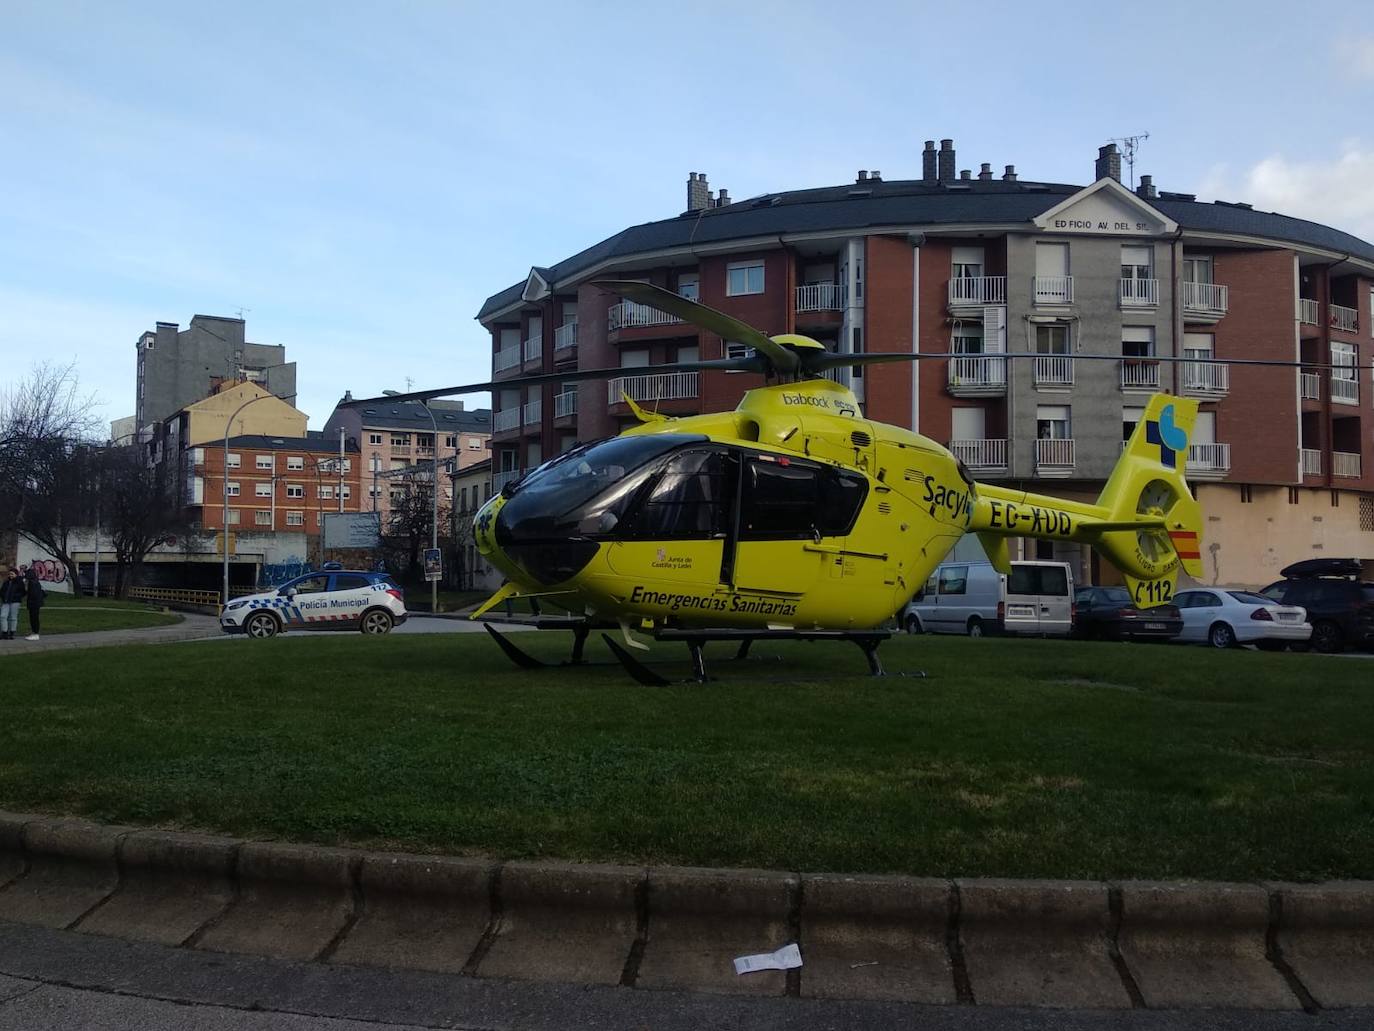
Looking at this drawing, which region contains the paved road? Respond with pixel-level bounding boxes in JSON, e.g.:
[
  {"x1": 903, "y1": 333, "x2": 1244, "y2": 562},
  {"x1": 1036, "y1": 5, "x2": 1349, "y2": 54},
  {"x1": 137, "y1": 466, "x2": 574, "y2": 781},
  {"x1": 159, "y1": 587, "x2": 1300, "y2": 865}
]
[{"x1": 0, "y1": 921, "x2": 1366, "y2": 1031}]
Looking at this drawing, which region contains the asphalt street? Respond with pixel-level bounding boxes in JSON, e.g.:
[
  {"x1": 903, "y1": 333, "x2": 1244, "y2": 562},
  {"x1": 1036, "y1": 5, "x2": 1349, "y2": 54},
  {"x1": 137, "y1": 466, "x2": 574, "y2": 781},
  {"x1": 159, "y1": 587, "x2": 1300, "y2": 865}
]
[{"x1": 0, "y1": 921, "x2": 1368, "y2": 1031}]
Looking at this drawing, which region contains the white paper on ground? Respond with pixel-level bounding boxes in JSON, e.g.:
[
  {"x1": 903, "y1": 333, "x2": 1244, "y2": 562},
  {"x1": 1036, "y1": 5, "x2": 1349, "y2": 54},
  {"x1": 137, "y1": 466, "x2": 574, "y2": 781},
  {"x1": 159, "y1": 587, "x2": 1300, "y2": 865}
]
[{"x1": 733, "y1": 943, "x2": 803, "y2": 975}]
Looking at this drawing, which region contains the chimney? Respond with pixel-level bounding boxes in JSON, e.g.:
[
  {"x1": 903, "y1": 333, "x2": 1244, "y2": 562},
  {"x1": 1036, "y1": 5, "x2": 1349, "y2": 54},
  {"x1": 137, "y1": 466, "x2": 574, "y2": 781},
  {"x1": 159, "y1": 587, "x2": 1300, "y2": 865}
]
[
  {"x1": 1095, "y1": 144, "x2": 1122, "y2": 183},
  {"x1": 687, "y1": 172, "x2": 712, "y2": 212},
  {"x1": 977, "y1": 162, "x2": 993, "y2": 181},
  {"x1": 857, "y1": 170, "x2": 869, "y2": 182},
  {"x1": 1136, "y1": 174, "x2": 1157, "y2": 199},
  {"x1": 1002, "y1": 164, "x2": 1017, "y2": 182},
  {"x1": 960, "y1": 169, "x2": 971, "y2": 181},
  {"x1": 343, "y1": 390, "x2": 353, "y2": 402},
  {"x1": 870, "y1": 170, "x2": 881, "y2": 181},
  {"x1": 716, "y1": 188, "x2": 730, "y2": 207},
  {"x1": 922, "y1": 140, "x2": 937, "y2": 182},
  {"x1": 938, "y1": 139, "x2": 955, "y2": 182}
]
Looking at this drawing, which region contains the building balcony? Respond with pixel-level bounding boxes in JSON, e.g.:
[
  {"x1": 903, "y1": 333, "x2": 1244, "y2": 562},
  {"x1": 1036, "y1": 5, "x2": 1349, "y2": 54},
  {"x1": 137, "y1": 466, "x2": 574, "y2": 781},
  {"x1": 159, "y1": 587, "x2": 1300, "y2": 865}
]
[
  {"x1": 389, "y1": 445, "x2": 412, "y2": 458},
  {"x1": 522, "y1": 399, "x2": 541, "y2": 426},
  {"x1": 523, "y1": 335, "x2": 541, "y2": 363},
  {"x1": 950, "y1": 438, "x2": 1008, "y2": 473},
  {"x1": 607, "y1": 301, "x2": 684, "y2": 331},
  {"x1": 415, "y1": 446, "x2": 435, "y2": 459},
  {"x1": 1334, "y1": 450, "x2": 1362, "y2": 478},
  {"x1": 1331, "y1": 376, "x2": 1359, "y2": 405},
  {"x1": 1298, "y1": 298, "x2": 1320, "y2": 326},
  {"x1": 554, "y1": 390, "x2": 577, "y2": 419},
  {"x1": 492, "y1": 408, "x2": 520, "y2": 434},
  {"x1": 1033, "y1": 276, "x2": 1074, "y2": 305},
  {"x1": 1331, "y1": 303, "x2": 1360, "y2": 334},
  {"x1": 795, "y1": 283, "x2": 846, "y2": 312},
  {"x1": 1301, "y1": 448, "x2": 1322, "y2": 476},
  {"x1": 607, "y1": 371, "x2": 698, "y2": 405},
  {"x1": 948, "y1": 276, "x2": 1006, "y2": 308},
  {"x1": 1119, "y1": 359, "x2": 1160, "y2": 391},
  {"x1": 1034, "y1": 354, "x2": 1073, "y2": 388},
  {"x1": 1300, "y1": 371, "x2": 1322, "y2": 400},
  {"x1": 947, "y1": 355, "x2": 1006, "y2": 396},
  {"x1": 493, "y1": 469, "x2": 521, "y2": 494},
  {"x1": 1186, "y1": 443, "x2": 1231, "y2": 479},
  {"x1": 1182, "y1": 281, "x2": 1228, "y2": 322},
  {"x1": 494, "y1": 344, "x2": 521, "y2": 373},
  {"x1": 1119, "y1": 278, "x2": 1159, "y2": 308},
  {"x1": 554, "y1": 322, "x2": 578, "y2": 352},
  {"x1": 1181, "y1": 359, "x2": 1229, "y2": 397},
  {"x1": 1035, "y1": 438, "x2": 1075, "y2": 475}
]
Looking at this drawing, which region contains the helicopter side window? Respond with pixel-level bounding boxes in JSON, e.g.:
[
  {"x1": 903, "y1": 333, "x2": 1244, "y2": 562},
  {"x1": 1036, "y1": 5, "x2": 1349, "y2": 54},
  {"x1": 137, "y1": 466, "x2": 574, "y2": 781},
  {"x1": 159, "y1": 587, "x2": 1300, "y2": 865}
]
[
  {"x1": 738, "y1": 457, "x2": 868, "y2": 540},
  {"x1": 630, "y1": 449, "x2": 731, "y2": 539}
]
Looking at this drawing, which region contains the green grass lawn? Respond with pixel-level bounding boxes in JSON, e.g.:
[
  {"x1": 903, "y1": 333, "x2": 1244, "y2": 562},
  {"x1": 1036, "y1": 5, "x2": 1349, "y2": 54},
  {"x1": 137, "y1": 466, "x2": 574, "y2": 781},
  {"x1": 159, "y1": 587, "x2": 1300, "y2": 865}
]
[
  {"x1": 26, "y1": 594, "x2": 183, "y2": 636},
  {"x1": 0, "y1": 632, "x2": 1370, "y2": 882}
]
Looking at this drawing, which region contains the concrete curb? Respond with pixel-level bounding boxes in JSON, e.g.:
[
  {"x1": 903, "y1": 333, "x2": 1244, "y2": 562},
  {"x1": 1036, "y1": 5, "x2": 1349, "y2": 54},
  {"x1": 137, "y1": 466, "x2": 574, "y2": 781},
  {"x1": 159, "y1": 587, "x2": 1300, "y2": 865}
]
[{"x1": 0, "y1": 813, "x2": 1371, "y2": 1011}]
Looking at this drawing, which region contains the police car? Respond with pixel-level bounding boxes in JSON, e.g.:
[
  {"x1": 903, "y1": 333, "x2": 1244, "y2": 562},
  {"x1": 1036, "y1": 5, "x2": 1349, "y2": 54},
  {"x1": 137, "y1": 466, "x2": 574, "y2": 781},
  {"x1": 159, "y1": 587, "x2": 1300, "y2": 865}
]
[{"x1": 220, "y1": 569, "x2": 407, "y2": 638}]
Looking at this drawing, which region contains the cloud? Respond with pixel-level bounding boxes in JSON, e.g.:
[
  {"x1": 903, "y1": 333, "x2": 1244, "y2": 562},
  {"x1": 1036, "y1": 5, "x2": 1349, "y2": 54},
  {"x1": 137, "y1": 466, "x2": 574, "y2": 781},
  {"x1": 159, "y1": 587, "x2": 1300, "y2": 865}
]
[
  {"x1": 1335, "y1": 37, "x2": 1374, "y2": 79},
  {"x1": 1197, "y1": 144, "x2": 1374, "y2": 243}
]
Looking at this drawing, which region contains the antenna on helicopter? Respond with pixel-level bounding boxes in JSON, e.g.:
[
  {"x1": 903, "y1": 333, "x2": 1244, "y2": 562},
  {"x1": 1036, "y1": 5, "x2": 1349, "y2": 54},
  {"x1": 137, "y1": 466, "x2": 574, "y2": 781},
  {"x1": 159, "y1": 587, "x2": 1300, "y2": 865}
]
[{"x1": 1108, "y1": 132, "x2": 1150, "y2": 190}]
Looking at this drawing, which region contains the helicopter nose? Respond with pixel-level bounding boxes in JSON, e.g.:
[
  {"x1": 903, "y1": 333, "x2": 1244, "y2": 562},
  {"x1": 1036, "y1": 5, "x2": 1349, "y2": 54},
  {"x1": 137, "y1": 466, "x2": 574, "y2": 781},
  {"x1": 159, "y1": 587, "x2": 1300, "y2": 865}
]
[{"x1": 478, "y1": 493, "x2": 599, "y2": 587}]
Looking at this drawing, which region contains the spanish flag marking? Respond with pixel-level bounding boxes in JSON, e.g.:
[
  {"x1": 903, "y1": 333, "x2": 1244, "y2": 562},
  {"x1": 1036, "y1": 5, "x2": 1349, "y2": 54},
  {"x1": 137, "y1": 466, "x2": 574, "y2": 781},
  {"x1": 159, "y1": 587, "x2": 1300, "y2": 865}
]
[{"x1": 1168, "y1": 529, "x2": 1201, "y2": 561}]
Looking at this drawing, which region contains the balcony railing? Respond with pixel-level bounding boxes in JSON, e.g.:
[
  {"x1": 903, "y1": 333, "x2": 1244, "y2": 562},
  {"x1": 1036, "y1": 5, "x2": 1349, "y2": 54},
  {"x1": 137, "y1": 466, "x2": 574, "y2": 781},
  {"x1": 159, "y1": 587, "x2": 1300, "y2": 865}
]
[
  {"x1": 523, "y1": 335, "x2": 541, "y2": 362},
  {"x1": 554, "y1": 322, "x2": 578, "y2": 351},
  {"x1": 950, "y1": 438, "x2": 1008, "y2": 471},
  {"x1": 607, "y1": 301, "x2": 684, "y2": 331},
  {"x1": 1120, "y1": 359, "x2": 1160, "y2": 391},
  {"x1": 1181, "y1": 357, "x2": 1229, "y2": 396},
  {"x1": 795, "y1": 283, "x2": 846, "y2": 312},
  {"x1": 947, "y1": 355, "x2": 1006, "y2": 392},
  {"x1": 1187, "y1": 443, "x2": 1231, "y2": 474},
  {"x1": 1035, "y1": 438, "x2": 1075, "y2": 471},
  {"x1": 1301, "y1": 372, "x2": 1322, "y2": 400},
  {"x1": 1298, "y1": 298, "x2": 1320, "y2": 326},
  {"x1": 1119, "y1": 278, "x2": 1159, "y2": 307},
  {"x1": 1034, "y1": 354, "x2": 1074, "y2": 387},
  {"x1": 493, "y1": 469, "x2": 521, "y2": 494},
  {"x1": 948, "y1": 276, "x2": 1006, "y2": 305},
  {"x1": 1301, "y1": 449, "x2": 1323, "y2": 476},
  {"x1": 1331, "y1": 304, "x2": 1360, "y2": 334},
  {"x1": 1334, "y1": 451, "x2": 1362, "y2": 478},
  {"x1": 494, "y1": 344, "x2": 521, "y2": 372},
  {"x1": 1331, "y1": 375, "x2": 1359, "y2": 405},
  {"x1": 1182, "y1": 281, "x2": 1229, "y2": 315},
  {"x1": 522, "y1": 399, "x2": 541, "y2": 426},
  {"x1": 607, "y1": 371, "x2": 699, "y2": 404},
  {"x1": 554, "y1": 390, "x2": 577, "y2": 418},
  {"x1": 492, "y1": 408, "x2": 520, "y2": 433},
  {"x1": 1033, "y1": 276, "x2": 1074, "y2": 304}
]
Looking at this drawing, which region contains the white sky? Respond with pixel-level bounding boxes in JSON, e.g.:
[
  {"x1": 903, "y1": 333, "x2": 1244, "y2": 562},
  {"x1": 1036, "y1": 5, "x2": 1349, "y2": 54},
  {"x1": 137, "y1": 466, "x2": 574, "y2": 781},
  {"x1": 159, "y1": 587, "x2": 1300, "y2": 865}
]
[{"x1": 3, "y1": 0, "x2": 1372, "y2": 430}]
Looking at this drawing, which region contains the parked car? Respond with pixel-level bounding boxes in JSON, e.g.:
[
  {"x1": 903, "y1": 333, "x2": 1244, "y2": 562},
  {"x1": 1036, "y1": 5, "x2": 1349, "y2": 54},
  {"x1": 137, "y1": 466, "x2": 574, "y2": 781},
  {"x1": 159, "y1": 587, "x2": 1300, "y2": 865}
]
[
  {"x1": 220, "y1": 569, "x2": 407, "y2": 638},
  {"x1": 1072, "y1": 586, "x2": 1181, "y2": 641},
  {"x1": 901, "y1": 560, "x2": 1074, "y2": 637},
  {"x1": 1172, "y1": 588, "x2": 1311, "y2": 649},
  {"x1": 1259, "y1": 558, "x2": 1374, "y2": 653}
]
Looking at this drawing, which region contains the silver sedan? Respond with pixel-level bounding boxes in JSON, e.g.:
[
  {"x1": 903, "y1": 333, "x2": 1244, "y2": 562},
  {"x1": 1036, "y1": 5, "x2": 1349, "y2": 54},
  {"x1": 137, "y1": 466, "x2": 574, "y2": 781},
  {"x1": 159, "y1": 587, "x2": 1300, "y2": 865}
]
[{"x1": 1173, "y1": 588, "x2": 1311, "y2": 649}]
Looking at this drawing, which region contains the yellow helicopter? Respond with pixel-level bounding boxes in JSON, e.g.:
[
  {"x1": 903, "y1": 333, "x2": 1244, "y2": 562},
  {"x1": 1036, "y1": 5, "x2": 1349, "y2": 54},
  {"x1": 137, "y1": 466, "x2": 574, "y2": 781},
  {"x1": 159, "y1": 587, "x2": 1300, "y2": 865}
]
[{"x1": 353, "y1": 281, "x2": 1203, "y2": 681}]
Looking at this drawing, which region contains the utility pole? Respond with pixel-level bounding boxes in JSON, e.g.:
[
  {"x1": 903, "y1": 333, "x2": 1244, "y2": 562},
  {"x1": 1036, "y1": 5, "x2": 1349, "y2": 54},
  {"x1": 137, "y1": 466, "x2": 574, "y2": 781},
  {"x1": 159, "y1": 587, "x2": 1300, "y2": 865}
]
[{"x1": 222, "y1": 394, "x2": 271, "y2": 607}]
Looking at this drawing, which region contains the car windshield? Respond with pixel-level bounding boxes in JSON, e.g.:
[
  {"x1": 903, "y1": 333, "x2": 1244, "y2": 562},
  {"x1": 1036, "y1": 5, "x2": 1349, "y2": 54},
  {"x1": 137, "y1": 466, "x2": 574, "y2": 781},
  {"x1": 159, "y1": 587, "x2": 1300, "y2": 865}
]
[
  {"x1": 1227, "y1": 591, "x2": 1273, "y2": 605},
  {"x1": 1099, "y1": 587, "x2": 1131, "y2": 604}
]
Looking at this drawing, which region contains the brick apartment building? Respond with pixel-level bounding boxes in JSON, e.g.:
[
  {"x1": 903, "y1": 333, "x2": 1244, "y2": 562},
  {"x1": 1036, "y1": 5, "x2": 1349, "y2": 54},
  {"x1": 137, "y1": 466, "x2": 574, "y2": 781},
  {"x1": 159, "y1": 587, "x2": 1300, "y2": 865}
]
[
  {"x1": 186, "y1": 435, "x2": 363, "y2": 533},
  {"x1": 476, "y1": 140, "x2": 1374, "y2": 587}
]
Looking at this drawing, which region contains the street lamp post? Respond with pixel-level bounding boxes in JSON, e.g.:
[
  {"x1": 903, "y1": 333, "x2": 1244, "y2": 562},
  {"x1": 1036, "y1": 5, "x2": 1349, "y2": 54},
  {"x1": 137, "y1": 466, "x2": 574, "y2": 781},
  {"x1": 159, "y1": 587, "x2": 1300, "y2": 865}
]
[
  {"x1": 222, "y1": 394, "x2": 272, "y2": 608},
  {"x1": 421, "y1": 402, "x2": 439, "y2": 614}
]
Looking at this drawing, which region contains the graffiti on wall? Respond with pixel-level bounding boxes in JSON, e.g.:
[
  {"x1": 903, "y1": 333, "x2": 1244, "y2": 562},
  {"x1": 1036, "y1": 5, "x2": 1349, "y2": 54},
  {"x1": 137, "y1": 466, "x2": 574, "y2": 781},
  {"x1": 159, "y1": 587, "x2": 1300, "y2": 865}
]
[
  {"x1": 19, "y1": 560, "x2": 66, "y2": 584},
  {"x1": 260, "y1": 556, "x2": 312, "y2": 587}
]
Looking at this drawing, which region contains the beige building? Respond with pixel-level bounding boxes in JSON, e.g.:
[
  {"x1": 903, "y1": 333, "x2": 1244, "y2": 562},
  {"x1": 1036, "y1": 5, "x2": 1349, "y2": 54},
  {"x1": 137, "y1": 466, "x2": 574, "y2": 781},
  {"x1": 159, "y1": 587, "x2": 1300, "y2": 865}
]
[{"x1": 178, "y1": 381, "x2": 307, "y2": 447}]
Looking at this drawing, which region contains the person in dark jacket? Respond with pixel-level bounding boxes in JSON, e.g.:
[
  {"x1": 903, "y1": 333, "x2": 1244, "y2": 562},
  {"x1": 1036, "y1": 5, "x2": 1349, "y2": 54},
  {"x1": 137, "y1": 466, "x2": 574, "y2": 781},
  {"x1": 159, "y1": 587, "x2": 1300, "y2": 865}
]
[
  {"x1": 0, "y1": 569, "x2": 25, "y2": 640},
  {"x1": 23, "y1": 567, "x2": 44, "y2": 641}
]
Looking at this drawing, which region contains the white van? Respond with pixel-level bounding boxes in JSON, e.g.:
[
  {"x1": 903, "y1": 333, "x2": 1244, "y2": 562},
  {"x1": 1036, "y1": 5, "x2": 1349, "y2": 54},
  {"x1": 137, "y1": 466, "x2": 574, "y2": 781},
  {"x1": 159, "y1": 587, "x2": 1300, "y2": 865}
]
[{"x1": 900, "y1": 560, "x2": 1075, "y2": 637}]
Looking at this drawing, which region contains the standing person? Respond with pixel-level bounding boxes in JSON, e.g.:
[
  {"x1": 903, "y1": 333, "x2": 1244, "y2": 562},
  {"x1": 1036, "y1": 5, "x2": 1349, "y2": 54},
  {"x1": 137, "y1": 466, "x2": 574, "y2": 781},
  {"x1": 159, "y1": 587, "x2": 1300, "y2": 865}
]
[
  {"x1": 0, "y1": 569, "x2": 25, "y2": 641},
  {"x1": 23, "y1": 567, "x2": 44, "y2": 641}
]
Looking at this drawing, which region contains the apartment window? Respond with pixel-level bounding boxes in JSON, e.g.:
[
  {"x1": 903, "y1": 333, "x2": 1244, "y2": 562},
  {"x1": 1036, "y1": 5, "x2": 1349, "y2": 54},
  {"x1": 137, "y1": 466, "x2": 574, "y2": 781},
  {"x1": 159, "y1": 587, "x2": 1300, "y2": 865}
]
[
  {"x1": 1288, "y1": 487, "x2": 1300, "y2": 505},
  {"x1": 444, "y1": 434, "x2": 457, "y2": 448},
  {"x1": 256, "y1": 455, "x2": 273, "y2": 470},
  {"x1": 417, "y1": 434, "x2": 435, "y2": 449},
  {"x1": 1331, "y1": 341, "x2": 1357, "y2": 382},
  {"x1": 255, "y1": 483, "x2": 272, "y2": 498},
  {"x1": 467, "y1": 438, "x2": 481, "y2": 450},
  {"x1": 226, "y1": 453, "x2": 241, "y2": 469},
  {"x1": 1123, "y1": 406, "x2": 1144, "y2": 442},
  {"x1": 726, "y1": 261, "x2": 765, "y2": 296},
  {"x1": 726, "y1": 341, "x2": 750, "y2": 370},
  {"x1": 1241, "y1": 485, "x2": 1254, "y2": 504},
  {"x1": 286, "y1": 511, "x2": 303, "y2": 526},
  {"x1": 678, "y1": 273, "x2": 699, "y2": 301},
  {"x1": 1036, "y1": 324, "x2": 1070, "y2": 355},
  {"x1": 1122, "y1": 326, "x2": 1155, "y2": 358},
  {"x1": 851, "y1": 327, "x2": 865, "y2": 380},
  {"x1": 953, "y1": 325, "x2": 984, "y2": 354},
  {"x1": 854, "y1": 254, "x2": 863, "y2": 301},
  {"x1": 1036, "y1": 405, "x2": 1070, "y2": 440},
  {"x1": 286, "y1": 484, "x2": 304, "y2": 499},
  {"x1": 368, "y1": 486, "x2": 381, "y2": 499},
  {"x1": 319, "y1": 485, "x2": 334, "y2": 499},
  {"x1": 341, "y1": 485, "x2": 352, "y2": 499},
  {"x1": 391, "y1": 434, "x2": 410, "y2": 447},
  {"x1": 1183, "y1": 255, "x2": 1212, "y2": 284},
  {"x1": 1121, "y1": 245, "x2": 1152, "y2": 280},
  {"x1": 226, "y1": 481, "x2": 241, "y2": 497},
  {"x1": 339, "y1": 459, "x2": 351, "y2": 471},
  {"x1": 369, "y1": 433, "x2": 383, "y2": 445},
  {"x1": 255, "y1": 510, "x2": 272, "y2": 525},
  {"x1": 286, "y1": 456, "x2": 304, "y2": 471},
  {"x1": 952, "y1": 246, "x2": 984, "y2": 280},
  {"x1": 226, "y1": 509, "x2": 240, "y2": 525}
]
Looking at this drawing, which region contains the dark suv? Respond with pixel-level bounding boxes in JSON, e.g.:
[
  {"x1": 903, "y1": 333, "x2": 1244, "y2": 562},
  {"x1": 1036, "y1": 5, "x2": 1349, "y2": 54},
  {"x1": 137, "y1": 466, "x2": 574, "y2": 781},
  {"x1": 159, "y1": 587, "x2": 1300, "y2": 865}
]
[{"x1": 1260, "y1": 558, "x2": 1374, "y2": 653}]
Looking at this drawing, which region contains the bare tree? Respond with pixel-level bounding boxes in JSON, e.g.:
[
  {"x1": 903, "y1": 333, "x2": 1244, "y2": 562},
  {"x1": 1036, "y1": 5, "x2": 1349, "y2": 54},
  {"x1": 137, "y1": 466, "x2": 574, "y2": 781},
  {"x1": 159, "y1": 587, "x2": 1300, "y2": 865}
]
[
  {"x1": 0, "y1": 363, "x2": 100, "y2": 518},
  {"x1": 16, "y1": 440, "x2": 98, "y2": 588},
  {"x1": 102, "y1": 446, "x2": 188, "y2": 598},
  {"x1": 383, "y1": 470, "x2": 451, "y2": 582}
]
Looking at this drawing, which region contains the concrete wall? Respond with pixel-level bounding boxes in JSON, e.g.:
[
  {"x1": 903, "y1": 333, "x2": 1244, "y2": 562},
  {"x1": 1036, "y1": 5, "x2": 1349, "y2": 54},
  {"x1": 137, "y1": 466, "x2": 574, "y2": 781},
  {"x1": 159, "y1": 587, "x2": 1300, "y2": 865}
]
[{"x1": 138, "y1": 317, "x2": 293, "y2": 428}]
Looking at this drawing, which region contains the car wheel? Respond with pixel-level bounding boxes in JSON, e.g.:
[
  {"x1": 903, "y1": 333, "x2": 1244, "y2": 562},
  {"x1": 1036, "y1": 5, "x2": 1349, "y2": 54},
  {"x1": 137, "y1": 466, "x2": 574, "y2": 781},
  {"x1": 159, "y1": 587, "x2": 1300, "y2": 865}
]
[
  {"x1": 967, "y1": 617, "x2": 984, "y2": 638},
  {"x1": 905, "y1": 614, "x2": 923, "y2": 635},
  {"x1": 1310, "y1": 620, "x2": 1344, "y2": 654},
  {"x1": 1208, "y1": 622, "x2": 1237, "y2": 649},
  {"x1": 246, "y1": 613, "x2": 279, "y2": 639},
  {"x1": 361, "y1": 609, "x2": 394, "y2": 635}
]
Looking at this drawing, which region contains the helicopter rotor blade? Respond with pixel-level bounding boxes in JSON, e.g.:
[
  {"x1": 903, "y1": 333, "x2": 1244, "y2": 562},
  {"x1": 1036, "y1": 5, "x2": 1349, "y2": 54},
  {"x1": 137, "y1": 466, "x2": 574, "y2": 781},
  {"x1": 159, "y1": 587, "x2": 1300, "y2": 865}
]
[{"x1": 594, "y1": 280, "x2": 800, "y2": 376}]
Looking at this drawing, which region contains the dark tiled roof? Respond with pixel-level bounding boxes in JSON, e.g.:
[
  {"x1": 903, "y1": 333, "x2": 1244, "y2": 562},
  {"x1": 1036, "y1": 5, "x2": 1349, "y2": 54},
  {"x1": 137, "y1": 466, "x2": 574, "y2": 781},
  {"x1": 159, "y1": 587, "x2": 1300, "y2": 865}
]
[
  {"x1": 354, "y1": 399, "x2": 492, "y2": 432},
  {"x1": 225, "y1": 435, "x2": 360, "y2": 453},
  {"x1": 478, "y1": 178, "x2": 1374, "y2": 319}
]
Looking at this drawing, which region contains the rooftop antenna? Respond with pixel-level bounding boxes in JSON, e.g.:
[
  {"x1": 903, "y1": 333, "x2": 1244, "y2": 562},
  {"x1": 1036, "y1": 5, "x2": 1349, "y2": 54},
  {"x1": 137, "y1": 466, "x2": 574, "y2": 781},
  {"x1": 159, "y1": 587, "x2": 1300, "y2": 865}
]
[
  {"x1": 405, "y1": 376, "x2": 414, "y2": 392},
  {"x1": 234, "y1": 305, "x2": 251, "y2": 319},
  {"x1": 1109, "y1": 132, "x2": 1150, "y2": 189}
]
